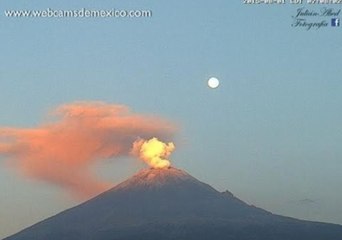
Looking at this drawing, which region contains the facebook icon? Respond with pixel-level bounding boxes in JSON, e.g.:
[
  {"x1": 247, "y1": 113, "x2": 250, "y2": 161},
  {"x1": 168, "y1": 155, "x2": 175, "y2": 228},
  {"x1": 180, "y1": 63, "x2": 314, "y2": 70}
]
[{"x1": 331, "y1": 18, "x2": 340, "y2": 27}]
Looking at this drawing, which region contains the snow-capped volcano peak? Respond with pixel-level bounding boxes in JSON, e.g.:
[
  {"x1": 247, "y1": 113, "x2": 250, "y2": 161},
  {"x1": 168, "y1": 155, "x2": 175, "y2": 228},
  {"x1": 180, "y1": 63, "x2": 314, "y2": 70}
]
[
  {"x1": 6, "y1": 166, "x2": 342, "y2": 240},
  {"x1": 115, "y1": 167, "x2": 195, "y2": 190}
]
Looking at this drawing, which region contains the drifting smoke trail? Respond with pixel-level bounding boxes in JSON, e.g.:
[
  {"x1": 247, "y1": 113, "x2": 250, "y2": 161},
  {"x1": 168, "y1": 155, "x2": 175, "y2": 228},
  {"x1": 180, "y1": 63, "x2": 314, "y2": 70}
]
[{"x1": 0, "y1": 102, "x2": 175, "y2": 198}]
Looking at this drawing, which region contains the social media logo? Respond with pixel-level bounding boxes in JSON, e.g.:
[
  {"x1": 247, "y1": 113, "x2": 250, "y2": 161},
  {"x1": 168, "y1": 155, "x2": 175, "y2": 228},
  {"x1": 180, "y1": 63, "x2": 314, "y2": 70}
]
[{"x1": 331, "y1": 18, "x2": 340, "y2": 27}]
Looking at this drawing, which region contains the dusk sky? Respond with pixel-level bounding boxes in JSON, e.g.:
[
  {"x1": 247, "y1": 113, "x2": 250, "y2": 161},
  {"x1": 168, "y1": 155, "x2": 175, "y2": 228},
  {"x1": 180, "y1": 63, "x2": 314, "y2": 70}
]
[{"x1": 1, "y1": 1, "x2": 342, "y2": 238}]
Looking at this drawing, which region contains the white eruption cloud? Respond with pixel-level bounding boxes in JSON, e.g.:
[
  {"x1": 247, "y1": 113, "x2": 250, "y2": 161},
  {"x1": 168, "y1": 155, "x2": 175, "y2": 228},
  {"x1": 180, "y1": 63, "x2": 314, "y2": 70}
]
[{"x1": 131, "y1": 137, "x2": 175, "y2": 169}]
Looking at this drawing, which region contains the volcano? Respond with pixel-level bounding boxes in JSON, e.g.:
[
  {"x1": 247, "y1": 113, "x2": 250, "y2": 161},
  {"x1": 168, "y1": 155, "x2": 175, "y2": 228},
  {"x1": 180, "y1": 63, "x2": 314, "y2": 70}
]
[{"x1": 4, "y1": 167, "x2": 342, "y2": 240}]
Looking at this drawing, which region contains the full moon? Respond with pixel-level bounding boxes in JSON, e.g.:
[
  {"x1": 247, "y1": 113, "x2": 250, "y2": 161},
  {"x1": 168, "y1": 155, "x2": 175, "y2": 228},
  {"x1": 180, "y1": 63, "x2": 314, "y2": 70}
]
[{"x1": 208, "y1": 77, "x2": 220, "y2": 89}]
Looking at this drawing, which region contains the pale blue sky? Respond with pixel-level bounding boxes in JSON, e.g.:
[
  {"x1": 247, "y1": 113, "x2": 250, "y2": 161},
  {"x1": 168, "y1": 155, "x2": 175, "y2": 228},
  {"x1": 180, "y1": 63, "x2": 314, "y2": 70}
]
[{"x1": 1, "y1": 0, "x2": 342, "y2": 238}]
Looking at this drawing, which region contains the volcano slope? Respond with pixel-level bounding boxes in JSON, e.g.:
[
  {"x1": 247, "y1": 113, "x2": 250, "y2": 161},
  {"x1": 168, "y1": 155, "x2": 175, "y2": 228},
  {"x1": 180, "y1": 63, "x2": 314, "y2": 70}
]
[{"x1": 5, "y1": 167, "x2": 342, "y2": 240}]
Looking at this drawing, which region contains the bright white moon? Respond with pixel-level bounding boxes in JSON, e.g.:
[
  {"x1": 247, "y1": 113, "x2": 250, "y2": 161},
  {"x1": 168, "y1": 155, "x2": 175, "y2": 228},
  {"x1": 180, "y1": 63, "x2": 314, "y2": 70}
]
[{"x1": 208, "y1": 77, "x2": 220, "y2": 89}]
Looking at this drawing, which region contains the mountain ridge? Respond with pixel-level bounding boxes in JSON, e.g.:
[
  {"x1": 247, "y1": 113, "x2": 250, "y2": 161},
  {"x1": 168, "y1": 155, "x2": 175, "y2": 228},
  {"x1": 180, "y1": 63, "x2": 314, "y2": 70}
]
[{"x1": 4, "y1": 167, "x2": 342, "y2": 240}]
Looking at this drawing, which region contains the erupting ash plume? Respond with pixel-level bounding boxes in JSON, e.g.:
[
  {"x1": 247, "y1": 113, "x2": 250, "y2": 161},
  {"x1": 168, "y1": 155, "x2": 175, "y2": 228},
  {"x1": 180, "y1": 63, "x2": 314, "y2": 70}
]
[
  {"x1": 0, "y1": 102, "x2": 175, "y2": 198},
  {"x1": 131, "y1": 137, "x2": 175, "y2": 169}
]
